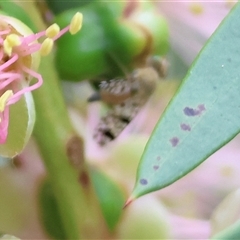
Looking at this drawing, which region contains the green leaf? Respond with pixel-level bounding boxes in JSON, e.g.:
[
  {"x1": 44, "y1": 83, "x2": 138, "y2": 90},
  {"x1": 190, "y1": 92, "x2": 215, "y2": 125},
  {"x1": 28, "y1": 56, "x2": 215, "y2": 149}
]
[
  {"x1": 0, "y1": 1, "x2": 37, "y2": 31},
  {"x1": 130, "y1": 3, "x2": 240, "y2": 199},
  {"x1": 38, "y1": 179, "x2": 66, "y2": 239},
  {"x1": 90, "y1": 168, "x2": 125, "y2": 231},
  {"x1": 211, "y1": 219, "x2": 240, "y2": 239},
  {"x1": 0, "y1": 87, "x2": 35, "y2": 158}
]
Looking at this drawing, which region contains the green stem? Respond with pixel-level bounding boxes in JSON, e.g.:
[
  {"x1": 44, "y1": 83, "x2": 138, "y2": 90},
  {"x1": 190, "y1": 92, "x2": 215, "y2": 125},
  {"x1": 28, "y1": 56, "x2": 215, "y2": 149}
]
[
  {"x1": 33, "y1": 55, "x2": 108, "y2": 239},
  {"x1": 18, "y1": 2, "x2": 109, "y2": 239},
  {"x1": 33, "y1": 55, "x2": 79, "y2": 238}
]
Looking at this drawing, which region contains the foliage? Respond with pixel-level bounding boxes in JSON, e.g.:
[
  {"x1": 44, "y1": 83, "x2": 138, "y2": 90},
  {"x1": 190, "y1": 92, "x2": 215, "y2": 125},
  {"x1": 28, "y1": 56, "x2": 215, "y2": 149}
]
[{"x1": 0, "y1": 1, "x2": 239, "y2": 240}]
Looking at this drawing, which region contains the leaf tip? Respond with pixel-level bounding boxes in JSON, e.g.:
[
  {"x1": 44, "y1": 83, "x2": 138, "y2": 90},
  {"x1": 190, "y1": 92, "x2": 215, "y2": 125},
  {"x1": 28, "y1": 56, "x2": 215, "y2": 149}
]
[{"x1": 123, "y1": 196, "x2": 135, "y2": 209}]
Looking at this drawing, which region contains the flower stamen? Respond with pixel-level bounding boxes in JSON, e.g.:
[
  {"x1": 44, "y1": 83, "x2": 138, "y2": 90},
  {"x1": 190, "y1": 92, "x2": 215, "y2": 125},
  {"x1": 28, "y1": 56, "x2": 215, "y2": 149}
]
[
  {"x1": 3, "y1": 34, "x2": 21, "y2": 56},
  {"x1": 52, "y1": 12, "x2": 83, "y2": 41},
  {"x1": 69, "y1": 12, "x2": 83, "y2": 35},
  {"x1": 0, "y1": 11, "x2": 83, "y2": 143},
  {"x1": 45, "y1": 23, "x2": 60, "y2": 38},
  {"x1": 0, "y1": 74, "x2": 19, "y2": 90},
  {"x1": 7, "y1": 65, "x2": 43, "y2": 105},
  {"x1": 40, "y1": 38, "x2": 53, "y2": 56},
  {"x1": 0, "y1": 90, "x2": 13, "y2": 112},
  {"x1": 0, "y1": 54, "x2": 18, "y2": 72}
]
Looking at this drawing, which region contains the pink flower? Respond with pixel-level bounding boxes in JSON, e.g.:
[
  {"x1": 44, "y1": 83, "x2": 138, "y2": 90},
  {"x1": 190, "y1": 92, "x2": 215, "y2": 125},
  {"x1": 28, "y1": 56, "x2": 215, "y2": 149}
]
[{"x1": 0, "y1": 12, "x2": 82, "y2": 143}]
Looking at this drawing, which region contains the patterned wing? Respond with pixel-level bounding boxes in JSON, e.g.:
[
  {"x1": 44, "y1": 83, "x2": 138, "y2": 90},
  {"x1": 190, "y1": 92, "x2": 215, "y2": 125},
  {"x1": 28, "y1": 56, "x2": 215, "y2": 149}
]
[
  {"x1": 98, "y1": 78, "x2": 134, "y2": 105},
  {"x1": 93, "y1": 67, "x2": 160, "y2": 146},
  {"x1": 94, "y1": 92, "x2": 150, "y2": 146},
  {"x1": 94, "y1": 68, "x2": 158, "y2": 146}
]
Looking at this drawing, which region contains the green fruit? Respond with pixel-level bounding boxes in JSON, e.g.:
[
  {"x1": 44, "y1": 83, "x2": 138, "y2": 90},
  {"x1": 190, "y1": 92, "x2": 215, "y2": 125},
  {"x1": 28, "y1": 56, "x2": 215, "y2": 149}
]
[
  {"x1": 55, "y1": 5, "x2": 109, "y2": 81},
  {"x1": 45, "y1": 0, "x2": 91, "y2": 14},
  {"x1": 54, "y1": 2, "x2": 169, "y2": 81}
]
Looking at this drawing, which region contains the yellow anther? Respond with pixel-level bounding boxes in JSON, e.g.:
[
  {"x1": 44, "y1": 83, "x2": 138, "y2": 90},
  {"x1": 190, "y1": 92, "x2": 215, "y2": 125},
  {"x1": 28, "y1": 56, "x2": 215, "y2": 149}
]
[
  {"x1": 3, "y1": 40, "x2": 12, "y2": 56},
  {"x1": 46, "y1": 23, "x2": 60, "y2": 38},
  {"x1": 40, "y1": 38, "x2": 53, "y2": 56},
  {"x1": 6, "y1": 34, "x2": 21, "y2": 47},
  {"x1": 0, "y1": 90, "x2": 13, "y2": 112},
  {"x1": 189, "y1": 3, "x2": 204, "y2": 15},
  {"x1": 69, "y1": 12, "x2": 83, "y2": 35},
  {"x1": 3, "y1": 34, "x2": 21, "y2": 56}
]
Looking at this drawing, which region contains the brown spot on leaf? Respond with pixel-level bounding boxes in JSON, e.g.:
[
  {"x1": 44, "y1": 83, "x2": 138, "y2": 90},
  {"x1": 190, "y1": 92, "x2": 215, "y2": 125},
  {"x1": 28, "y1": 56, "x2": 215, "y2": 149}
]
[
  {"x1": 183, "y1": 107, "x2": 199, "y2": 116},
  {"x1": 153, "y1": 165, "x2": 159, "y2": 170},
  {"x1": 183, "y1": 104, "x2": 205, "y2": 116},
  {"x1": 198, "y1": 104, "x2": 206, "y2": 112},
  {"x1": 170, "y1": 137, "x2": 179, "y2": 147},
  {"x1": 181, "y1": 123, "x2": 191, "y2": 131},
  {"x1": 140, "y1": 179, "x2": 148, "y2": 185}
]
